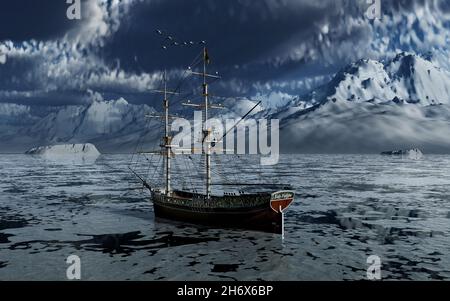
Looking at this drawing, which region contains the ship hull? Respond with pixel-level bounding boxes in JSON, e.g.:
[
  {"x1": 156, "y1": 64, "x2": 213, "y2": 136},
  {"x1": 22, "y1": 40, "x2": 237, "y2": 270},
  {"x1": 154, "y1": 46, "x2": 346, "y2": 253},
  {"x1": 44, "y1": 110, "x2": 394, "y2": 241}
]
[
  {"x1": 153, "y1": 202, "x2": 282, "y2": 233},
  {"x1": 151, "y1": 190, "x2": 294, "y2": 234}
]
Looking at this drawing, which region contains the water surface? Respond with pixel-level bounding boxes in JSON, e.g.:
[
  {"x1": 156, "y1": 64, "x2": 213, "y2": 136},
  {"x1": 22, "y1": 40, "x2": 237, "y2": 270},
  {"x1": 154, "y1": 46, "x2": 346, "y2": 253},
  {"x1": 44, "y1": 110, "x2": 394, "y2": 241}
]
[{"x1": 0, "y1": 154, "x2": 449, "y2": 280}]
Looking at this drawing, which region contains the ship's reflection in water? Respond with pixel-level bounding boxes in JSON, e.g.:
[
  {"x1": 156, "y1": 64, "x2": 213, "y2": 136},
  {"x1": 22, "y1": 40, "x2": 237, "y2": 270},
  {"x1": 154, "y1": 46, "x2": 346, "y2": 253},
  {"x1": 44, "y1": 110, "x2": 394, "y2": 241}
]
[
  {"x1": 0, "y1": 154, "x2": 449, "y2": 280},
  {"x1": 7, "y1": 230, "x2": 220, "y2": 255}
]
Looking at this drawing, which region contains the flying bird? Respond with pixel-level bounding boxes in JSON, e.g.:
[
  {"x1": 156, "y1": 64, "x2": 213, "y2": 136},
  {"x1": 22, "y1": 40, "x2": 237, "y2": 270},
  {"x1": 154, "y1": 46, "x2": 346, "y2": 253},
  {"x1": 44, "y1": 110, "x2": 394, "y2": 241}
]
[{"x1": 155, "y1": 29, "x2": 205, "y2": 50}]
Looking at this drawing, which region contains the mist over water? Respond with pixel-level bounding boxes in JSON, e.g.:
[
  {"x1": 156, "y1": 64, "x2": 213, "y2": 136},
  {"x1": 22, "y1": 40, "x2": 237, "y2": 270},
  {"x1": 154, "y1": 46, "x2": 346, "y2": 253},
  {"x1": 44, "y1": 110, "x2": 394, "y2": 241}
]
[{"x1": 0, "y1": 154, "x2": 449, "y2": 280}]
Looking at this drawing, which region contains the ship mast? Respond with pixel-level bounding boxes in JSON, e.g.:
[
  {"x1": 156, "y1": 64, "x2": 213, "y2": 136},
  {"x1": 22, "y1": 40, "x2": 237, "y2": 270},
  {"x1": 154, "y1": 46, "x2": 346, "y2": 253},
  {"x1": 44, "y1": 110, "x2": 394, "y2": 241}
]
[
  {"x1": 141, "y1": 70, "x2": 182, "y2": 195},
  {"x1": 146, "y1": 70, "x2": 178, "y2": 196},
  {"x1": 183, "y1": 47, "x2": 220, "y2": 199},
  {"x1": 163, "y1": 70, "x2": 171, "y2": 196},
  {"x1": 202, "y1": 48, "x2": 211, "y2": 199}
]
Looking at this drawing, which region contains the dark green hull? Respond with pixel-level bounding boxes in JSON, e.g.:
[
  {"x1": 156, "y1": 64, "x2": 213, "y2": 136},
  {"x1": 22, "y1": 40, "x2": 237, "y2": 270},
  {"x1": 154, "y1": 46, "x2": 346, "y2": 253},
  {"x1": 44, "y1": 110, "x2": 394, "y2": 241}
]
[{"x1": 152, "y1": 190, "x2": 283, "y2": 234}]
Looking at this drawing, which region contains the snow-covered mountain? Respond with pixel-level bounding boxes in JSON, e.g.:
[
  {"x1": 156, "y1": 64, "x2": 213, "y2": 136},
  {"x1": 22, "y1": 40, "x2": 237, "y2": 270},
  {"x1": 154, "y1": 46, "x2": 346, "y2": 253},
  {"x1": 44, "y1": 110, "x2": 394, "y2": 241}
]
[
  {"x1": 0, "y1": 98, "x2": 160, "y2": 152},
  {"x1": 280, "y1": 100, "x2": 450, "y2": 153},
  {"x1": 292, "y1": 52, "x2": 450, "y2": 107},
  {"x1": 1, "y1": 53, "x2": 450, "y2": 154},
  {"x1": 277, "y1": 53, "x2": 450, "y2": 153},
  {"x1": 0, "y1": 96, "x2": 267, "y2": 153}
]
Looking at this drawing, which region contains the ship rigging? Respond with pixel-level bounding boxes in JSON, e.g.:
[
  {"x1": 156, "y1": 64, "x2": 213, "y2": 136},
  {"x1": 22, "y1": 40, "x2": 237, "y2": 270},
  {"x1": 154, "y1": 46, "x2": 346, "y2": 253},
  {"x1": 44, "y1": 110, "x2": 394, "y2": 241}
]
[{"x1": 129, "y1": 45, "x2": 295, "y2": 235}]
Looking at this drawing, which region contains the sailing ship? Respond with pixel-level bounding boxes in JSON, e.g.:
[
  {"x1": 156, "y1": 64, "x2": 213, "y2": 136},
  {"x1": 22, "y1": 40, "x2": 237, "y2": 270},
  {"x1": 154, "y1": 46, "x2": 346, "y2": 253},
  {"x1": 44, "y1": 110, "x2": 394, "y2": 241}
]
[{"x1": 130, "y1": 47, "x2": 295, "y2": 235}]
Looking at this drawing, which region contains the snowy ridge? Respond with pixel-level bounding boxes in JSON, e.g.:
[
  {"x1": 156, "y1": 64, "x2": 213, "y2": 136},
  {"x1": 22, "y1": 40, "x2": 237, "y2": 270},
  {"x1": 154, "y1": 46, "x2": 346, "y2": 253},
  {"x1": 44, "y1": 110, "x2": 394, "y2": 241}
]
[
  {"x1": 294, "y1": 53, "x2": 450, "y2": 106},
  {"x1": 0, "y1": 98, "x2": 159, "y2": 152},
  {"x1": 274, "y1": 53, "x2": 450, "y2": 153},
  {"x1": 1, "y1": 53, "x2": 450, "y2": 153}
]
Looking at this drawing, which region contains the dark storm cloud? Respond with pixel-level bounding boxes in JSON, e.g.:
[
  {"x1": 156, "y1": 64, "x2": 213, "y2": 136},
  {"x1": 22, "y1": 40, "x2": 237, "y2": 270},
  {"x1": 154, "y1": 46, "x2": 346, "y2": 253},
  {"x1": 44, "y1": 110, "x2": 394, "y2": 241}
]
[
  {"x1": 102, "y1": 0, "x2": 379, "y2": 81},
  {"x1": 105, "y1": 0, "x2": 441, "y2": 71},
  {"x1": 0, "y1": 0, "x2": 78, "y2": 41},
  {"x1": 105, "y1": 0, "x2": 330, "y2": 69},
  {"x1": 0, "y1": 0, "x2": 449, "y2": 106},
  {"x1": 101, "y1": 0, "x2": 450, "y2": 95},
  {"x1": 99, "y1": 0, "x2": 375, "y2": 98}
]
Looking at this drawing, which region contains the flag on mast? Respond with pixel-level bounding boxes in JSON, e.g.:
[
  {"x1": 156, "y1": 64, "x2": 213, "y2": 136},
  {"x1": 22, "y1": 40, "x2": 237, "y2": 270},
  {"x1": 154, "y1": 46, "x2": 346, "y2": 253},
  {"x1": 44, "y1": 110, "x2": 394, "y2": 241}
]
[{"x1": 204, "y1": 48, "x2": 210, "y2": 64}]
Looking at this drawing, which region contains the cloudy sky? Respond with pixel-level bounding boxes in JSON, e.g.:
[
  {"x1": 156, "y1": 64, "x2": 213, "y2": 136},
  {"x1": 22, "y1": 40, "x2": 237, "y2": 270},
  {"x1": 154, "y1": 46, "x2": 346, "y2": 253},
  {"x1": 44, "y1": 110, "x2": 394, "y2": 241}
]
[{"x1": 0, "y1": 0, "x2": 449, "y2": 109}]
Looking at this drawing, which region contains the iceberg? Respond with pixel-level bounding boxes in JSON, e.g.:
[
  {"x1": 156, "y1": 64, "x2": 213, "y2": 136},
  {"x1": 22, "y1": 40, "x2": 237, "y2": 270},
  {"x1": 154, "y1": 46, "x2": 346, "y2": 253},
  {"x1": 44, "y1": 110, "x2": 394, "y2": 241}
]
[
  {"x1": 381, "y1": 148, "x2": 423, "y2": 159},
  {"x1": 25, "y1": 143, "x2": 101, "y2": 163}
]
